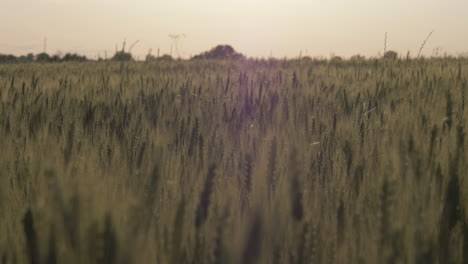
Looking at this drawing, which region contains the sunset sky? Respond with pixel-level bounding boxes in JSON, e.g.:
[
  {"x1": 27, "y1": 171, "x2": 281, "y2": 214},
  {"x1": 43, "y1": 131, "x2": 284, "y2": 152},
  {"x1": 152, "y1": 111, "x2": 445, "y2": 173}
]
[{"x1": 1, "y1": 0, "x2": 467, "y2": 59}]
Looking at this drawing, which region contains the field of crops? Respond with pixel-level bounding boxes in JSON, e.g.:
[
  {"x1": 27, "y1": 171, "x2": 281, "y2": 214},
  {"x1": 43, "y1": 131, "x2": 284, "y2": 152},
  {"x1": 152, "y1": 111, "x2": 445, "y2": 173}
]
[{"x1": 0, "y1": 58, "x2": 467, "y2": 263}]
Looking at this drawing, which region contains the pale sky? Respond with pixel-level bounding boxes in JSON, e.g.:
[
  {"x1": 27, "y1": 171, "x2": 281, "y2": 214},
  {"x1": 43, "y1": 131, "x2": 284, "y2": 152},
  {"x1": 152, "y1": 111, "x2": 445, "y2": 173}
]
[{"x1": 1, "y1": 0, "x2": 468, "y2": 59}]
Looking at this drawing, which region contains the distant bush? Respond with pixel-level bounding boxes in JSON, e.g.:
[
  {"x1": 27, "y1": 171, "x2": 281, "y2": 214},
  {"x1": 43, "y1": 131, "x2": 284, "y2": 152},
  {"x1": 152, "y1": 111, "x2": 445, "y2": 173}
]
[
  {"x1": 330, "y1": 56, "x2": 344, "y2": 65},
  {"x1": 351, "y1": 54, "x2": 365, "y2": 61},
  {"x1": 384, "y1": 50, "x2": 398, "y2": 60},
  {"x1": 112, "y1": 51, "x2": 133, "y2": 61},
  {"x1": 0, "y1": 54, "x2": 19, "y2": 63},
  {"x1": 0, "y1": 53, "x2": 34, "y2": 63},
  {"x1": 36, "y1": 52, "x2": 51, "y2": 62},
  {"x1": 192, "y1": 45, "x2": 245, "y2": 60},
  {"x1": 331, "y1": 56, "x2": 343, "y2": 61},
  {"x1": 145, "y1": 54, "x2": 156, "y2": 62},
  {"x1": 0, "y1": 52, "x2": 87, "y2": 63},
  {"x1": 51, "y1": 55, "x2": 61, "y2": 62},
  {"x1": 158, "y1": 54, "x2": 174, "y2": 61},
  {"x1": 62, "y1": 53, "x2": 88, "y2": 62},
  {"x1": 146, "y1": 54, "x2": 174, "y2": 62},
  {"x1": 16, "y1": 53, "x2": 35, "y2": 63}
]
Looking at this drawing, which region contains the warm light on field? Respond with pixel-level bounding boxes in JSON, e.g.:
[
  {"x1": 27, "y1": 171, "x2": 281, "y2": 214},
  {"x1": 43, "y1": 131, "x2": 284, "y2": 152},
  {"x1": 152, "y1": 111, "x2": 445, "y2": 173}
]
[{"x1": 1, "y1": 0, "x2": 468, "y2": 263}]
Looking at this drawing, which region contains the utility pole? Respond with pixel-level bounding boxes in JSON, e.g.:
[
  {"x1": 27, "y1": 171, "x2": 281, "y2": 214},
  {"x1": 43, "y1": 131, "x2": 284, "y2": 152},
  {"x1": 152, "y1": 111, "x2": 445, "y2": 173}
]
[
  {"x1": 384, "y1": 32, "x2": 387, "y2": 56},
  {"x1": 169, "y1": 34, "x2": 186, "y2": 59}
]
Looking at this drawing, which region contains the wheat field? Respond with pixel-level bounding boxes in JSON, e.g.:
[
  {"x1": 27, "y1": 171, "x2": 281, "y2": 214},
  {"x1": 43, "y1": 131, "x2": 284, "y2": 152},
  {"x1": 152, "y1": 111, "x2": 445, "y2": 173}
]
[{"x1": 0, "y1": 57, "x2": 467, "y2": 263}]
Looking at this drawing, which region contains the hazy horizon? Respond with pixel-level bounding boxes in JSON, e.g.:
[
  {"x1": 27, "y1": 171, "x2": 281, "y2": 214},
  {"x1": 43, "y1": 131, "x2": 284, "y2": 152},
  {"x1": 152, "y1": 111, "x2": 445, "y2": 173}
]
[{"x1": 2, "y1": 0, "x2": 468, "y2": 59}]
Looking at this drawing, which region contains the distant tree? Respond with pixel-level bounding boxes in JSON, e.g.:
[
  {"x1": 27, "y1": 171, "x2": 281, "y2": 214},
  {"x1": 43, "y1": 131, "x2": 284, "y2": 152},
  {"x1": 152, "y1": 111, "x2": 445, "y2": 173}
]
[
  {"x1": 145, "y1": 54, "x2": 156, "y2": 62},
  {"x1": 17, "y1": 55, "x2": 28, "y2": 63},
  {"x1": 16, "y1": 53, "x2": 34, "y2": 63},
  {"x1": 112, "y1": 51, "x2": 132, "y2": 61},
  {"x1": 0, "y1": 52, "x2": 90, "y2": 64},
  {"x1": 157, "y1": 54, "x2": 174, "y2": 61},
  {"x1": 330, "y1": 56, "x2": 343, "y2": 65},
  {"x1": 0, "y1": 53, "x2": 36, "y2": 63},
  {"x1": 112, "y1": 39, "x2": 134, "y2": 61},
  {"x1": 50, "y1": 55, "x2": 61, "y2": 62},
  {"x1": 62, "y1": 53, "x2": 87, "y2": 62},
  {"x1": 192, "y1": 45, "x2": 245, "y2": 60},
  {"x1": 146, "y1": 54, "x2": 174, "y2": 62},
  {"x1": 384, "y1": 50, "x2": 398, "y2": 60},
  {"x1": 0, "y1": 54, "x2": 17, "y2": 63},
  {"x1": 351, "y1": 54, "x2": 365, "y2": 61},
  {"x1": 36, "y1": 53, "x2": 51, "y2": 62},
  {"x1": 26, "y1": 53, "x2": 34, "y2": 62}
]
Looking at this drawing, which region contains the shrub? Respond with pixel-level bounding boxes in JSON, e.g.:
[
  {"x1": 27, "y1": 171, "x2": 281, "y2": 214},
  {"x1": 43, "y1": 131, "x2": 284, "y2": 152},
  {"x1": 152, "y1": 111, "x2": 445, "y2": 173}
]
[
  {"x1": 36, "y1": 52, "x2": 51, "y2": 62},
  {"x1": 0, "y1": 54, "x2": 18, "y2": 63},
  {"x1": 192, "y1": 45, "x2": 245, "y2": 60},
  {"x1": 62, "y1": 53, "x2": 87, "y2": 62},
  {"x1": 112, "y1": 51, "x2": 133, "y2": 61},
  {"x1": 384, "y1": 50, "x2": 398, "y2": 60}
]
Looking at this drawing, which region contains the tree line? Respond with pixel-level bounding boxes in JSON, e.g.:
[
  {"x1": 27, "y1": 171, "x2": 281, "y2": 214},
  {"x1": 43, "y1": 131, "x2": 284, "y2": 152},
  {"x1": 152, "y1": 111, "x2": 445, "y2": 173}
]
[{"x1": 0, "y1": 52, "x2": 88, "y2": 63}]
